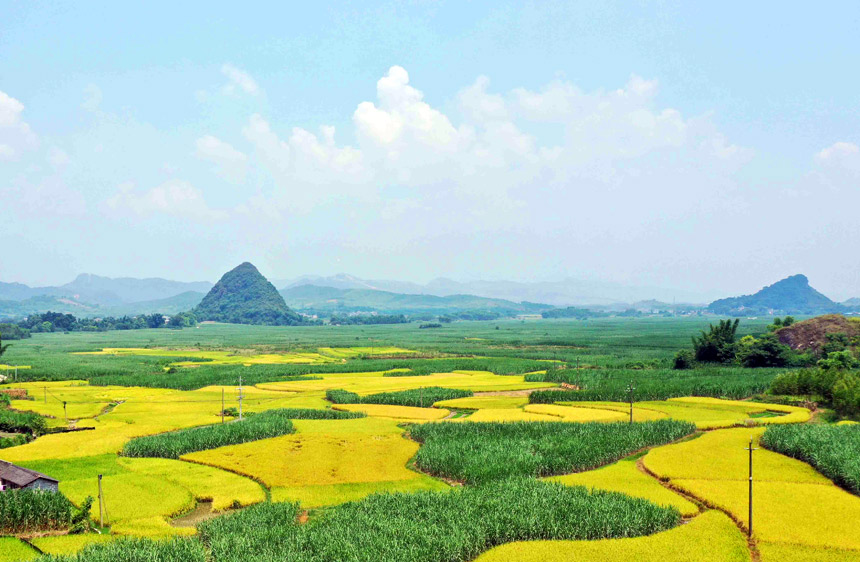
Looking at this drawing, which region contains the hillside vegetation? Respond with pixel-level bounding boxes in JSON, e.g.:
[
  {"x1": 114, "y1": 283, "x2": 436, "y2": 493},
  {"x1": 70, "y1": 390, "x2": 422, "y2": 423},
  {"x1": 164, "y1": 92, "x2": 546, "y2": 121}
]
[{"x1": 193, "y1": 263, "x2": 303, "y2": 326}]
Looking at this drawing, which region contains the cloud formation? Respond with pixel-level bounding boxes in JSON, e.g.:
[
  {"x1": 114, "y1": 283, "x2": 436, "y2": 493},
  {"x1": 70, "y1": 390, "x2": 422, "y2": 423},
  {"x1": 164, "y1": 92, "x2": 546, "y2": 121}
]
[
  {"x1": 0, "y1": 90, "x2": 38, "y2": 160},
  {"x1": 106, "y1": 180, "x2": 228, "y2": 222},
  {"x1": 195, "y1": 135, "x2": 248, "y2": 182},
  {"x1": 221, "y1": 64, "x2": 260, "y2": 96}
]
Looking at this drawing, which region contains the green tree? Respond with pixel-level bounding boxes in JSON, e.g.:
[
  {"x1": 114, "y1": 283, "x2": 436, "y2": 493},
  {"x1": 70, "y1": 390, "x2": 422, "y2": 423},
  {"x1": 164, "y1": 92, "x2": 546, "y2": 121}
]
[
  {"x1": 692, "y1": 319, "x2": 740, "y2": 363},
  {"x1": 737, "y1": 334, "x2": 792, "y2": 368},
  {"x1": 0, "y1": 331, "x2": 9, "y2": 359}
]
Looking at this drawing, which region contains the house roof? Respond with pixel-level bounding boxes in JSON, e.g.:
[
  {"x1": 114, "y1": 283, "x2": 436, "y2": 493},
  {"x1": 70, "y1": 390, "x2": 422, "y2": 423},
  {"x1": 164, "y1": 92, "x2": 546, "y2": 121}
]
[{"x1": 0, "y1": 460, "x2": 58, "y2": 487}]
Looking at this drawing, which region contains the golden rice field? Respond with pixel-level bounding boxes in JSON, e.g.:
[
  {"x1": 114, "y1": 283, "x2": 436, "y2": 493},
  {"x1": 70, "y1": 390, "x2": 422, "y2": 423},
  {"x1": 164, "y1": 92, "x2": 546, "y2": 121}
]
[
  {"x1": 1, "y1": 343, "x2": 858, "y2": 562},
  {"x1": 0, "y1": 538, "x2": 38, "y2": 562},
  {"x1": 643, "y1": 427, "x2": 860, "y2": 557},
  {"x1": 75, "y1": 346, "x2": 416, "y2": 367},
  {"x1": 474, "y1": 510, "x2": 750, "y2": 562}
]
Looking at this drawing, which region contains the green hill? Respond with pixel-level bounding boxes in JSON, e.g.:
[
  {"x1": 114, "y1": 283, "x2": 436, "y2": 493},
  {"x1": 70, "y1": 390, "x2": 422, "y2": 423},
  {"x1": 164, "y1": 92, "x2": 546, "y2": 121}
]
[
  {"x1": 194, "y1": 263, "x2": 302, "y2": 325},
  {"x1": 280, "y1": 284, "x2": 551, "y2": 317},
  {"x1": 708, "y1": 274, "x2": 841, "y2": 315}
]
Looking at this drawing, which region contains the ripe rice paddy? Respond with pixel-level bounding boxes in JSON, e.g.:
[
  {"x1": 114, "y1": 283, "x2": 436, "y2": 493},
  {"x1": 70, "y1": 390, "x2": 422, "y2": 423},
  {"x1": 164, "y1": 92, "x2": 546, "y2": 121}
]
[{"x1": 0, "y1": 320, "x2": 858, "y2": 561}]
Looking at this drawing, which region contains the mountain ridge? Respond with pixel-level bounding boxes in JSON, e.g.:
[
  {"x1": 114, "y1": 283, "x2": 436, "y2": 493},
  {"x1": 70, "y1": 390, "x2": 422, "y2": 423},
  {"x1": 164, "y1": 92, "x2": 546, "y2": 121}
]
[
  {"x1": 281, "y1": 284, "x2": 551, "y2": 316},
  {"x1": 707, "y1": 274, "x2": 842, "y2": 315}
]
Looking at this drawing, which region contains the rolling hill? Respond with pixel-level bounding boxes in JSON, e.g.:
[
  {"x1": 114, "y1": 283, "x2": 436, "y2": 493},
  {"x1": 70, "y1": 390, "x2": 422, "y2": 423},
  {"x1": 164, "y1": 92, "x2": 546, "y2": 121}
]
[
  {"x1": 707, "y1": 274, "x2": 842, "y2": 315},
  {"x1": 280, "y1": 284, "x2": 551, "y2": 317}
]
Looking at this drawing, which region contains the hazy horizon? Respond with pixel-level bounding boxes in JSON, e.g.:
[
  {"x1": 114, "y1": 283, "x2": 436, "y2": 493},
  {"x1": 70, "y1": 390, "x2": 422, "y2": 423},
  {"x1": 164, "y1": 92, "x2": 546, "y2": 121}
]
[{"x1": 3, "y1": 2, "x2": 859, "y2": 300}]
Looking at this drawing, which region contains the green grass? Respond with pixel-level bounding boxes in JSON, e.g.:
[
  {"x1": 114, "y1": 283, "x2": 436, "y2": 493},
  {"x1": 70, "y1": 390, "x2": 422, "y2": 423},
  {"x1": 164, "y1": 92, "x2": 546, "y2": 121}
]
[
  {"x1": 0, "y1": 489, "x2": 74, "y2": 534},
  {"x1": 327, "y1": 387, "x2": 473, "y2": 408},
  {"x1": 528, "y1": 367, "x2": 780, "y2": 403},
  {"x1": 409, "y1": 419, "x2": 695, "y2": 485},
  {"x1": 761, "y1": 424, "x2": 860, "y2": 494},
  {"x1": 122, "y1": 408, "x2": 364, "y2": 459},
  {"x1": 34, "y1": 479, "x2": 680, "y2": 562},
  {"x1": 33, "y1": 538, "x2": 206, "y2": 562},
  {"x1": 204, "y1": 479, "x2": 680, "y2": 562}
]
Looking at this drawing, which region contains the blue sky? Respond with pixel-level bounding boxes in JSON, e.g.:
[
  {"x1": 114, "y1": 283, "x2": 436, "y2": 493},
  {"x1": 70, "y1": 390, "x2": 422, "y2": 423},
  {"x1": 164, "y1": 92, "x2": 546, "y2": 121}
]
[{"x1": 2, "y1": 1, "x2": 859, "y2": 300}]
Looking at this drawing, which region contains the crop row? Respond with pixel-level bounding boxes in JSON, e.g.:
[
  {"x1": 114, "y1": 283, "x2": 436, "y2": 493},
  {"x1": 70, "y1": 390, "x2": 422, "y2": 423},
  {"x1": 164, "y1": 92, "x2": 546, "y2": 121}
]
[
  {"x1": 410, "y1": 419, "x2": 695, "y2": 485},
  {"x1": 121, "y1": 408, "x2": 363, "y2": 459},
  {"x1": 527, "y1": 368, "x2": 779, "y2": 402},
  {"x1": 326, "y1": 387, "x2": 473, "y2": 408},
  {"x1": 36, "y1": 479, "x2": 680, "y2": 562},
  {"x1": 0, "y1": 489, "x2": 74, "y2": 534},
  {"x1": 761, "y1": 424, "x2": 860, "y2": 494}
]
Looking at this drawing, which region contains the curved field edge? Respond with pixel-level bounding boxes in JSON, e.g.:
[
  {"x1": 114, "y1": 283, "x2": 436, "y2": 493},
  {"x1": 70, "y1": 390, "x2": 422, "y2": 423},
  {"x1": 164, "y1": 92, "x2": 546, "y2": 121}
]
[
  {"x1": 760, "y1": 424, "x2": 860, "y2": 495},
  {"x1": 473, "y1": 510, "x2": 749, "y2": 562},
  {"x1": 409, "y1": 419, "x2": 696, "y2": 485},
  {"x1": 29, "y1": 479, "x2": 683, "y2": 562}
]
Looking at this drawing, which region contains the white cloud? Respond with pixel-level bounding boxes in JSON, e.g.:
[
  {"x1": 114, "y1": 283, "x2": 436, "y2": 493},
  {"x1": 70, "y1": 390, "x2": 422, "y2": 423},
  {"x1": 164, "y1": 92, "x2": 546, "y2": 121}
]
[
  {"x1": 221, "y1": 64, "x2": 260, "y2": 96},
  {"x1": 82, "y1": 84, "x2": 102, "y2": 112},
  {"x1": 233, "y1": 65, "x2": 752, "y2": 218},
  {"x1": 106, "y1": 180, "x2": 228, "y2": 221},
  {"x1": 48, "y1": 147, "x2": 71, "y2": 168},
  {"x1": 815, "y1": 141, "x2": 860, "y2": 167},
  {"x1": 194, "y1": 135, "x2": 248, "y2": 182},
  {"x1": 0, "y1": 90, "x2": 38, "y2": 160}
]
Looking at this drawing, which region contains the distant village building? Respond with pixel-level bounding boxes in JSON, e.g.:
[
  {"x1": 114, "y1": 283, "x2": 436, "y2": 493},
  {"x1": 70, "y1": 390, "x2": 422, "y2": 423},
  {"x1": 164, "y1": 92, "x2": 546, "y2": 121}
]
[{"x1": 0, "y1": 460, "x2": 59, "y2": 492}]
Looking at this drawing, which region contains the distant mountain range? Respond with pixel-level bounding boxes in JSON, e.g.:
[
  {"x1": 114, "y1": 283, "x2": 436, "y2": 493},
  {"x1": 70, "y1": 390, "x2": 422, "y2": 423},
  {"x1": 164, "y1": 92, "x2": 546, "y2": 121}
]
[
  {"x1": 280, "y1": 284, "x2": 550, "y2": 316},
  {"x1": 1, "y1": 269, "x2": 856, "y2": 321},
  {"x1": 707, "y1": 274, "x2": 849, "y2": 315},
  {"x1": 0, "y1": 274, "x2": 211, "y2": 305},
  {"x1": 278, "y1": 273, "x2": 709, "y2": 306}
]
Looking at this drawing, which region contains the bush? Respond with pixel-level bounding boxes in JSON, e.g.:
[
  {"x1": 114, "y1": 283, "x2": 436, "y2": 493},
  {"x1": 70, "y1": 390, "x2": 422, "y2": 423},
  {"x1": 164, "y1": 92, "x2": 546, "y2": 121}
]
[
  {"x1": 832, "y1": 372, "x2": 860, "y2": 418},
  {"x1": 0, "y1": 408, "x2": 46, "y2": 434},
  {"x1": 672, "y1": 350, "x2": 695, "y2": 370},
  {"x1": 692, "y1": 319, "x2": 740, "y2": 364},
  {"x1": 410, "y1": 419, "x2": 695, "y2": 485},
  {"x1": 737, "y1": 334, "x2": 792, "y2": 368},
  {"x1": 761, "y1": 424, "x2": 860, "y2": 494},
  {"x1": 0, "y1": 489, "x2": 74, "y2": 534}
]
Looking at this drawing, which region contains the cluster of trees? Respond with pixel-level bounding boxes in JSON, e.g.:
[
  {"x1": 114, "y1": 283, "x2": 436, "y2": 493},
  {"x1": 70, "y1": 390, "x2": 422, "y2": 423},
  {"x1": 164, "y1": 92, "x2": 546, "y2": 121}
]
[
  {"x1": 542, "y1": 307, "x2": 608, "y2": 320},
  {"x1": 439, "y1": 311, "x2": 501, "y2": 322},
  {"x1": 329, "y1": 314, "x2": 409, "y2": 326},
  {"x1": 0, "y1": 323, "x2": 30, "y2": 340},
  {"x1": 771, "y1": 351, "x2": 860, "y2": 418},
  {"x1": 16, "y1": 311, "x2": 197, "y2": 333},
  {"x1": 674, "y1": 318, "x2": 806, "y2": 369}
]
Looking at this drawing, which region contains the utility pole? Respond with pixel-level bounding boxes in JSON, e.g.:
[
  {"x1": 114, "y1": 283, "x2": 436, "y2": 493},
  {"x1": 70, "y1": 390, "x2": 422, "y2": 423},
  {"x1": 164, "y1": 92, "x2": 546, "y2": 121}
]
[
  {"x1": 63, "y1": 401, "x2": 68, "y2": 422},
  {"x1": 44, "y1": 387, "x2": 47, "y2": 403},
  {"x1": 745, "y1": 436, "x2": 758, "y2": 537},
  {"x1": 98, "y1": 474, "x2": 105, "y2": 528},
  {"x1": 420, "y1": 387, "x2": 424, "y2": 408},
  {"x1": 238, "y1": 376, "x2": 244, "y2": 420},
  {"x1": 221, "y1": 388, "x2": 225, "y2": 423},
  {"x1": 627, "y1": 382, "x2": 636, "y2": 424}
]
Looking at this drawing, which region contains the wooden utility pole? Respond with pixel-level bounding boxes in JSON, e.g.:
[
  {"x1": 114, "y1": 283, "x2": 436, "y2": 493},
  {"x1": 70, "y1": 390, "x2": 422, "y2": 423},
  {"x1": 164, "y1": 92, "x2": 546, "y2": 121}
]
[
  {"x1": 745, "y1": 436, "x2": 758, "y2": 536},
  {"x1": 238, "y1": 376, "x2": 244, "y2": 420},
  {"x1": 627, "y1": 382, "x2": 636, "y2": 424},
  {"x1": 63, "y1": 401, "x2": 68, "y2": 422},
  {"x1": 44, "y1": 387, "x2": 47, "y2": 403},
  {"x1": 98, "y1": 474, "x2": 105, "y2": 528},
  {"x1": 221, "y1": 388, "x2": 225, "y2": 423}
]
